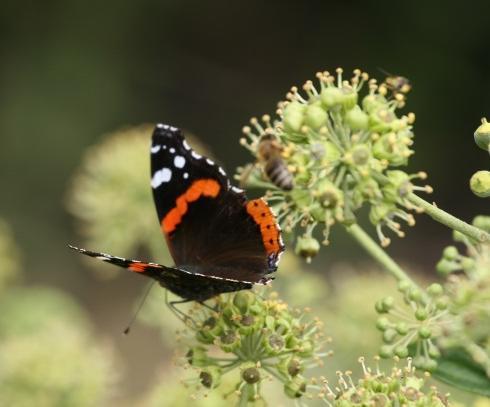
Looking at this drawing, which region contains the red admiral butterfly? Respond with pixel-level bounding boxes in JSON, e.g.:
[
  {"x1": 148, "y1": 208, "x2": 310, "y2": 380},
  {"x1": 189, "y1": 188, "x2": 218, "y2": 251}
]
[{"x1": 70, "y1": 124, "x2": 284, "y2": 303}]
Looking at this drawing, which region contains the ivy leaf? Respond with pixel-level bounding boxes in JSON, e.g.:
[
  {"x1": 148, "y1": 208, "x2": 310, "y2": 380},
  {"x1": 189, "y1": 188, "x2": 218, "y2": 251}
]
[{"x1": 432, "y1": 347, "x2": 490, "y2": 397}]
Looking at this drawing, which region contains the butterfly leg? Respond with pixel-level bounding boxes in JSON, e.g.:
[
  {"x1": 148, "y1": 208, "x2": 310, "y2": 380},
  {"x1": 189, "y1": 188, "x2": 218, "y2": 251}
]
[{"x1": 164, "y1": 290, "x2": 198, "y2": 328}]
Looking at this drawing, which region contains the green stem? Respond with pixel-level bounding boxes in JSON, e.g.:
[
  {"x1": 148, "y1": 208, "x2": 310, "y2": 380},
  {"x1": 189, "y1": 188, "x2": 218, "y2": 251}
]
[
  {"x1": 407, "y1": 193, "x2": 490, "y2": 243},
  {"x1": 345, "y1": 223, "x2": 420, "y2": 289}
]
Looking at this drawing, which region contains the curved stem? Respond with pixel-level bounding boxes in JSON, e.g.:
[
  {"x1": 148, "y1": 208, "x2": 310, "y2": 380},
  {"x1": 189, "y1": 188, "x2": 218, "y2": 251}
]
[
  {"x1": 407, "y1": 193, "x2": 490, "y2": 243},
  {"x1": 345, "y1": 223, "x2": 420, "y2": 289}
]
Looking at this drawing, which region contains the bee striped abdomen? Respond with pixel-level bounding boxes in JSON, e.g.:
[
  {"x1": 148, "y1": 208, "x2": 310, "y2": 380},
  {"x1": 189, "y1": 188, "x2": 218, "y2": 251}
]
[{"x1": 265, "y1": 157, "x2": 293, "y2": 191}]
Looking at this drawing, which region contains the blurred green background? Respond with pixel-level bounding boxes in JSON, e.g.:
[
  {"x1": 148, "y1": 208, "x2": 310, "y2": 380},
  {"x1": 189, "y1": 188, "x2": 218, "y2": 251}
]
[{"x1": 1, "y1": 0, "x2": 489, "y2": 405}]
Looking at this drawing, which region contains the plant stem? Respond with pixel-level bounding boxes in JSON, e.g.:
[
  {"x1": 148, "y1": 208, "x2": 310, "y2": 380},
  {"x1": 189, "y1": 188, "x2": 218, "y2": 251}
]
[
  {"x1": 345, "y1": 223, "x2": 420, "y2": 288},
  {"x1": 407, "y1": 193, "x2": 490, "y2": 243}
]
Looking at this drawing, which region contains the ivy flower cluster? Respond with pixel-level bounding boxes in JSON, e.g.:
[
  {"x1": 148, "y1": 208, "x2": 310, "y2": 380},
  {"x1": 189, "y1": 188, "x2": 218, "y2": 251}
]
[
  {"x1": 238, "y1": 68, "x2": 432, "y2": 261},
  {"x1": 179, "y1": 291, "x2": 330, "y2": 403},
  {"x1": 317, "y1": 357, "x2": 449, "y2": 406},
  {"x1": 376, "y1": 216, "x2": 490, "y2": 377},
  {"x1": 470, "y1": 118, "x2": 490, "y2": 198}
]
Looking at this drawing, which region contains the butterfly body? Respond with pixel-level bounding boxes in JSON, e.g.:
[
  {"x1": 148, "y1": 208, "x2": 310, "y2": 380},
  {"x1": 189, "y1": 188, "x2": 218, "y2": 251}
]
[{"x1": 70, "y1": 124, "x2": 284, "y2": 302}]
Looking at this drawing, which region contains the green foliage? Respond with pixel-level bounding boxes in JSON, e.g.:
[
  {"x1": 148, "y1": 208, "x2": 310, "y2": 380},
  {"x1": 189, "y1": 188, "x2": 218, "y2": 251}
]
[{"x1": 0, "y1": 219, "x2": 20, "y2": 292}]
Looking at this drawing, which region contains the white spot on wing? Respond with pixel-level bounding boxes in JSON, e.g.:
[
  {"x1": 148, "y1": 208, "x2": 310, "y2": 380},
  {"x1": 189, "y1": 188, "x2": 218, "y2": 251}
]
[
  {"x1": 218, "y1": 167, "x2": 226, "y2": 176},
  {"x1": 183, "y1": 172, "x2": 189, "y2": 179},
  {"x1": 174, "y1": 155, "x2": 186, "y2": 168},
  {"x1": 169, "y1": 147, "x2": 176, "y2": 154},
  {"x1": 150, "y1": 145, "x2": 161, "y2": 153},
  {"x1": 183, "y1": 140, "x2": 191, "y2": 150},
  {"x1": 206, "y1": 158, "x2": 215, "y2": 166},
  {"x1": 191, "y1": 151, "x2": 202, "y2": 159},
  {"x1": 151, "y1": 168, "x2": 172, "y2": 188},
  {"x1": 231, "y1": 186, "x2": 244, "y2": 193}
]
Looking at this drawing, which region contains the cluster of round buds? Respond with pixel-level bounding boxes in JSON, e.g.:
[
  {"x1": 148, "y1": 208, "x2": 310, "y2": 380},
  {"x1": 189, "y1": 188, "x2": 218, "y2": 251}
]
[
  {"x1": 375, "y1": 282, "x2": 449, "y2": 372},
  {"x1": 315, "y1": 357, "x2": 449, "y2": 406},
  {"x1": 470, "y1": 118, "x2": 490, "y2": 198},
  {"x1": 436, "y1": 216, "x2": 490, "y2": 377},
  {"x1": 238, "y1": 68, "x2": 432, "y2": 260},
  {"x1": 180, "y1": 291, "x2": 331, "y2": 402}
]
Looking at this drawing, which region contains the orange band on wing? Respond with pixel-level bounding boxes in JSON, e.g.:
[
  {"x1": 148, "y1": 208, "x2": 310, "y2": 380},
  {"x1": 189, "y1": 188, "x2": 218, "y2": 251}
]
[
  {"x1": 162, "y1": 179, "x2": 221, "y2": 234},
  {"x1": 246, "y1": 199, "x2": 282, "y2": 255},
  {"x1": 129, "y1": 262, "x2": 147, "y2": 273}
]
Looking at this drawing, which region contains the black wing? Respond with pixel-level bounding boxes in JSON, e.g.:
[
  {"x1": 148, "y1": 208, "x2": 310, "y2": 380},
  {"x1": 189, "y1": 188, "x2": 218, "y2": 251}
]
[
  {"x1": 150, "y1": 124, "x2": 284, "y2": 283},
  {"x1": 68, "y1": 245, "x2": 252, "y2": 301}
]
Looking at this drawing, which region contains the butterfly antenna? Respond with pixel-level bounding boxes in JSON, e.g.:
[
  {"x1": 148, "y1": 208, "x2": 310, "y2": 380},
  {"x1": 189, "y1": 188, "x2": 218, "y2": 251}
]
[{"x1": 123, "y1": 281, "x2": 156, "y2": 335}]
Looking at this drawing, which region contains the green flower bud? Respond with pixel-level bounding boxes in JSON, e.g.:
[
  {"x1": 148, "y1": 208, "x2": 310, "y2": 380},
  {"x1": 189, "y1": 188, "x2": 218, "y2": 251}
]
[
  {"x1": 421, "y1": 358, "x2": 438, "y2": 372},
  {"x1": 284, "y1": 376, "x2": 307, "y2": 398},
  {"x1": 283, "y1": 102, "x2": 305, "y2": 132},
  {"x1": 265, "y1": 333, "x2": 285, "y2": 354},
  {"x1": 427, "y1": 283, "x2": 444, "y2": 297},
  {"x1": 470, "y1": 170, "x2": 490, "y2": 198},
  {"x1": 242, "y1": 366, "x2": 261, "y2": 384},
  {"x1": 474, "y1": 117, "x2": 490, "y2": 151},
  {"x1": 428, "y1": 345, "x2": 441, "y2": 359},
  {"x1": 442, "y1": 246, "x2": 459, "y2": 261},
  {"x1": 383, "y1": 328, "x2": 397, "y2": 344},
  {"x1": 473, "y1": 215, "x2": 490, "y2": 232},
  {"x1": 287, "y1": 358, "x2": 303, "y2": 376},
  {"x1": 187, "y1": 347, "x2": 212, "y2": 367},
  {"x1": 369, "y1": 109, "x2": 396, "y2": 133},
  {"x1": 319, "y1": 141, "x2": 342, "y2": 163},
  {"x1": 375, "y1": 296, "x2": 394, "y2": 314},
  {"x1": 372, "y1": 133, "x2": 409, "y2": 166},
  {"x1": 362, "y1": 93, "x2": 388, "y2": 113},
  {"x1": 369, "y1": 203, "x2": 395, "y2": 225},
  {"x1": 233, "y1": 291, "x2": 255, "y2": 313},
  {"x1": 436, "y1": 259, "x2": 458, "y2": 275},
  {"x1": 290, "y1": 189, "x2": 311, "y2": 208},
  {"x1": 395, "y1": 322, "x2": 409, "y2": 335},
  {"x1": 295, "y1": 236, "x2": 320, "y2": 261},
  {"x1": 394, "y1": 345, "x2": 409, "y2": 358},
  {"x1": 418, "y1": 327, "x2": 432, "y2": 339},
  {"x1": 320, "y1": 86, "x2": 343, "y2": 108},
  {"x1": 415, "y1": 308, "x2": 428, "y2": 321},
  {"x1": 238, "y1": 314, "x2": 256, "y2": 334},
  {"x1": 345, "y1": 105, "x2": 369, "y2": 130},
  {"x1": 297, "y1": 339, "x2": 314, "y2": 357},
  {"x1": 379, "y1": 345, "x2": 394, "y2": 358},
  {"x1": 376, "y1": 317, "x2": 390, "y2": 331},
  {"x1": 407, "y1": 288, "x2": 422, "y2": 303},
  {"x1": 339, "y1": 86, "x2": 358, "y2": 110},
  {"x1": 316, "y1": 180, "x2": 343, "y2": 209},
  {"x1": 435, "y1": 297, "x2": 449, "y2": 310},
  {"x1": 461, "y1": 257, "x2": 475, "y2": 270},
  {"x1": 200, "y1": 366, "x2": 222, "y2": 388},
  {"x1": 304, "y1": 104, "x2": 327, "y2": 129},
  {"x1": 219, "y1": 330, "x2": 240, "y2": 352},
  {"x1": 397, "y1": 280, "x2": 412, "y2": 294},
  {"x1": 350, "y1": 144, "x2": 371, "y2": 166}
]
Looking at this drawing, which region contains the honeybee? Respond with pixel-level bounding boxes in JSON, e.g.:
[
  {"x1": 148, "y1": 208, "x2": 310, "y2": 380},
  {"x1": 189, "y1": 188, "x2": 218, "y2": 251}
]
[
  {"x1": 378, "y1": 68, "x2": 411, "y2": 97},
  {"x1": 240, "y1": 134, "x2": 294, "y2": 191}
]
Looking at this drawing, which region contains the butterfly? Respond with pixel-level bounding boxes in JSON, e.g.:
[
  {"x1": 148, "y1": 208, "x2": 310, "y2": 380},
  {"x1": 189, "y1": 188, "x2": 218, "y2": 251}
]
[{"x1": 70, "y1": 124, "x2": 285, "y2": 306}]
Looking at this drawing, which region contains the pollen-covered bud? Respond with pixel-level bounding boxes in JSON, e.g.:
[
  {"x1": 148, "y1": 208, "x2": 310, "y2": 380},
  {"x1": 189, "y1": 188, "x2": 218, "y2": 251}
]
[
  {"x1": 474, "y1": 117, "x2": 490, "y2": 151},
  {"x1": 320, "y1": 86, "x2": 343, "y2": 108},
  {"x1": 345, "y1": 105, "x2": 369, "y2": 130},
  {"x1": 295, "y1": 236, "x2": 320, "y2": 261},
  {"x1": 199, "y1": 366, "x2": 222, "y2": 389},
  {"x1": 283, "y1": 101, "x2": 305, "y2": 132},
  {"x1": 304, "y1": 104, "x2": 327, "y2": 129},
  {"x1": 470, "y1": 170, "x2": 490, "y2": 198},
  {"x1": 284, "y1": 376, "x2": 307, "y2": 398}
]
